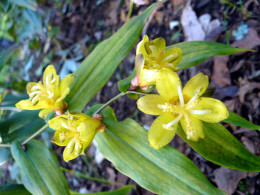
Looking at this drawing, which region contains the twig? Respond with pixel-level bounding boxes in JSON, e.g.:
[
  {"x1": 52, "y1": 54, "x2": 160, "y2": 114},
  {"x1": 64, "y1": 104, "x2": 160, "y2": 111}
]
[{"x1": 21, "y1": 124, "x2": 49, "y2": 145}]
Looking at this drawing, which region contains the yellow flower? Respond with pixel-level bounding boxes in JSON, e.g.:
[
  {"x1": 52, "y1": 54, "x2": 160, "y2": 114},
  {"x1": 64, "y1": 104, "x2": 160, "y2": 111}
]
[
  {"x1": 137, "y1": 69, "x2": 228, "y2": 149},
  {"x1": 132, "y1": 35, "x2": 182, "y2": 87},
  {"x1": 16, "y1": 65, "x2": 74, "y2": 118},
  {"x1": 48, "y1": 112, "x2": 105, "y2": 162}
]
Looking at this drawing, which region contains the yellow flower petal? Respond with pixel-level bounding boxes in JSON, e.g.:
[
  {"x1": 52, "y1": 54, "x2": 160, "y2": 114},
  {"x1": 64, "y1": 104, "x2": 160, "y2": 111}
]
[
  {"x1": 136, "y1": 35, "x2": 149, "y2": 56},
  {"x1": 59, "y1": 74, "x2": 74, "y2": 100},
  {"x1": 153, "y1": 37, "x2": 165, "y2": 51},
  {"x1": 15, "y1": 100, "x2": 45, "y2": 110},
  {"x1": 137, "y1": 94, "x2": 166, "y2": 115},
  {"x1": 164, "y1": 47, "x2": 182, "y2": 68},
  {"x1": 63, "y1": 141, "x2": 89, "y2": 162},
  {"x1": 135, "y1": 54, "x2": 145, "y2": 83},
  {"x1": 48, "y1": 115, "x2": 69, "y2": 131},
  {"x1": 148, "y1": 113, "x2": 177, "y2": 149},
  {"x1": 192, "y1": 97, "x2": 228, "y2": 123},
  {"x1": 156, "y1": 69, "x2": 181, "y2": 101},
  {"x1": 43, "y1": 65, "x2": 58, "y2": 86},
  {"x1": 26, "y1": 82, "x2": 39, "y2": 94},
  {"x1": 140, "y1": 69, "x2": 159, "y2": 86},
  {"x1": 52, "y1": 130, "x2": 72, "y2": 146},
  {"x1": 183, "y1": 73, "x2": 209, "y2": 101},
  {"x1": 79, "y1": 120, "x2": 100, "y2": 142},
  {"x1": 180, "y1": 114, "x2": 204, "y2": 141},
  {"x1": 39, "y1": 108, "x2": 53, "y2": 119}
]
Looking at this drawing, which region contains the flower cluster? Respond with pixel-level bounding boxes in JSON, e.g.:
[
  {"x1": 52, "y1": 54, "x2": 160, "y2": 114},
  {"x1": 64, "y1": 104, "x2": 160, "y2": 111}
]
[
  {"x1": 49, "y1": 112, "x2": 104, "y2": 162},
  {"x1": 134, "y1": 36, "x2": 228, "y2": 149},
  {"x1": 131, "y1": 35, "x2": 182, "y2": 88},
  {"x1": 16, "y1": 65, "x2": 74, "y2": 118},
  {"x1": 16, "y1": 65, "x2": 105, "y2": 161}
]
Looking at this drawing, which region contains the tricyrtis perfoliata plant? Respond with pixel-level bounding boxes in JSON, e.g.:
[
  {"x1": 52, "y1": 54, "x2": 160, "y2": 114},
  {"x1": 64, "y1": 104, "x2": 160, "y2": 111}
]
[{"x1": 1, "y1": 2, "x2": 260, "y2": 195}]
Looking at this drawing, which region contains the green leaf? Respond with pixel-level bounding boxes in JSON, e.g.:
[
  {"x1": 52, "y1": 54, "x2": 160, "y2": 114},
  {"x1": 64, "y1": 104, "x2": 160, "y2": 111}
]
[
  {"x1": 177, "y1": 122, "x2": 260, "y2": 172},
  {"x1": 70, "y1": 185, "x2": 134, "y2": 195},
  {"x1": 66, "y1": 2, "x2": 163, "y2": 111},
  {"x1": 117, "y1": 69, "x2": 136, "y2": 93},
  {"x1": 9, "y1": 0, "x2": 36, "y2": 11},
  {"x1": 167, "y1": 41, "x2": 252, "y2": 69},
  {"x1": 0, "y1": 44, "x2": 18, "y2": 71},
  {"x1": 224, "y1": 111, "x2": 260, "y2": 130},
  {"x1": 0, "y1": 184, "x2": 31, "y2": 195},
  {"x1": 11, "y1": 139, "x2": 69, "y2": 195},
  {"x1": 0, "y1": 147, "x2": 11, "y2": 165},
  {"x1": 0, "y1": 110, "x2": 45, "y2": 143},
  {"x1": 87, "y1": 106, "x2": 226, "y2": 195},
  {"x1": 1, "y1": 93, "x2": 28, "y2": 107}
]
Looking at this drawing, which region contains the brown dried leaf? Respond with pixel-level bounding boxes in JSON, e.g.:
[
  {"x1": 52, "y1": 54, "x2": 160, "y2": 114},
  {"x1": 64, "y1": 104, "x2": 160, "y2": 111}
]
[
  {"x1": 181, "y1": 2, "x2": 205, "y2": 41},
  {"x1": 238, "y1": 81, "x2": 260, "y2": 103},
  {"x1": 212, "y1": 55, "x2": 231, "y2": 87},
  {"x1": 214, "y1": 167, "x2": 247, "y2": 194},
  {"x1": 154, "y1": 11, "x2": 164, "y2": 25},
  {"x1": 231, "y1": 28, "x2": 260, "y2": 53},
  {"x1": 241, "y1": 136, "x2": 256, "y2": 154},
  {"x1": 171, "y1": 0, "x2": 186, "y2": 8}
]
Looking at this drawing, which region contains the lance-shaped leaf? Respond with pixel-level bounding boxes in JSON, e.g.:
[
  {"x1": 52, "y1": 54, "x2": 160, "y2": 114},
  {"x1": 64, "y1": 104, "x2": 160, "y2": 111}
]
[
  {"x1": 11, "y1": 139, "x2": 69, "y2": 195},
  {"x1": 66, "y1": 2, "x2": 162, "y2": 111},
  {"x1": 0, "y1": 184, "x2": 31, "y2": 195},
  {"x1": 167, "y1": 41, "x2": 252, "y2": 69},
  {"x1": 177, "y1": 122, "x2": 260, "y2": 172},
  {"x1": 224, "y1": 111, "x2": 260, "y2": 130},
  {"x1": 0, "y1": 110, "x2": 45, "y2": 143},
  {"x1": 87, "y1": 106, "x2": 226, "y2": 195},
  {"x1": 0, "y1": 147, "x2": 11, "y2": 166},
  {"x1": 70, "y1": 185, "x2": 134, "y2": 195},
  {"x1": 0, "y1": 44, "x2": 19, "y2": 71}
]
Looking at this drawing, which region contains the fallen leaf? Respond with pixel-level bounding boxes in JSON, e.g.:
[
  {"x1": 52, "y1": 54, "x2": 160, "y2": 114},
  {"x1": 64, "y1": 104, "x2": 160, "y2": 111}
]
[
  {"x1": 133, "y1": 0, "x2": 149, "y2": 6},
  {"x1": 212, "y1": 55, "x2": 231, "y2": 87},
  {"x1": 214, "y1": 167, "x2": 247, "y2": 195},
  {"x1": 154, "y1": 11, "x2": 164, "y2": 25},
  {"x1": 238, "y1": 81, "x2": 260, "y2": 103},
  {"x1": 231, "y1": 28, "x2": 260, "y2": 53},
  {"x1": 223, "y1": 98, "x2": 238, "y2": 111},
  {"x1": 105, "y1": 0, "x2": 121, "y2": 25},
  {"x1": 252, "y1": 98, "x2": 260, "y2": 109},
  {"x1": 241, "y1": 136, "x2": 256, "y2": 154},
  {"x1": 181, "y1": 1, "x2": 205, "y2": 41},
  {"x1": 171, "y1": 0, "x2": 186, "y2": 8}
]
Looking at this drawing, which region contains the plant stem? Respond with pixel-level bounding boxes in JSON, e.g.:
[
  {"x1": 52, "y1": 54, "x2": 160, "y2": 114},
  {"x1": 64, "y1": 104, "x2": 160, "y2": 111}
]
[
  {"x1": 92, "y1": 92, "x2": 126, "y2": 116},
  {"x1": 92, "y1": 91, "x2": 148, "y2": 116},
  {"x1": 0, "y1": 107, "x2": 22, "y2": 112},
  {"x1": 60, "y1": 167, "x2": 125, "y2": 186},
  {"x1": 126, "y1": 0, "x2": 134, "y2": 22},
  {"x1": 21, "y1": 123, "x2": 49, "y2": 145},
  {"x1": 0, "y1": 144, "x2": 11, "y2": 147}
]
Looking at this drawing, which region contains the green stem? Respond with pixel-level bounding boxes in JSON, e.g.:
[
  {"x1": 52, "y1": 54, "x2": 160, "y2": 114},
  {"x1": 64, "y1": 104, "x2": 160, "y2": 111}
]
[
  {"x1": 60, "y1": 167, "x2": 125, "y2": 186},
  {"x1": 0, "y1": 107, "x2": 22, "y2": 112},
  {"x1": 92, "y1": 92, "x2": 126, "y2": 116},
  {"x1": 0, "y1": 144, "x2": 11, "y2": 147},
  {"x1": 92, "y1": 91, "x2": 148, "y2": 116},
  {"x1": 21, "y1": 123, "x2": 49, "y2": 145},
  {"x1": 126, "y1": 0, "x2": 134, "y2": 22}
]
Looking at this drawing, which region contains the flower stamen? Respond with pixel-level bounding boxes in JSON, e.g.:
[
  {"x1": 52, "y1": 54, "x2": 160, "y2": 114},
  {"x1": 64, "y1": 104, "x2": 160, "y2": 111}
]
[
  {"x1": 177, "y1": 84, "x2": 184, "y2": 107},
  {"x1": 189, "y1": 109, "x2": 212, "y2": 115},
  {"x1": 163, "y1": 113, "x2": 183, "y2": 130}
]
